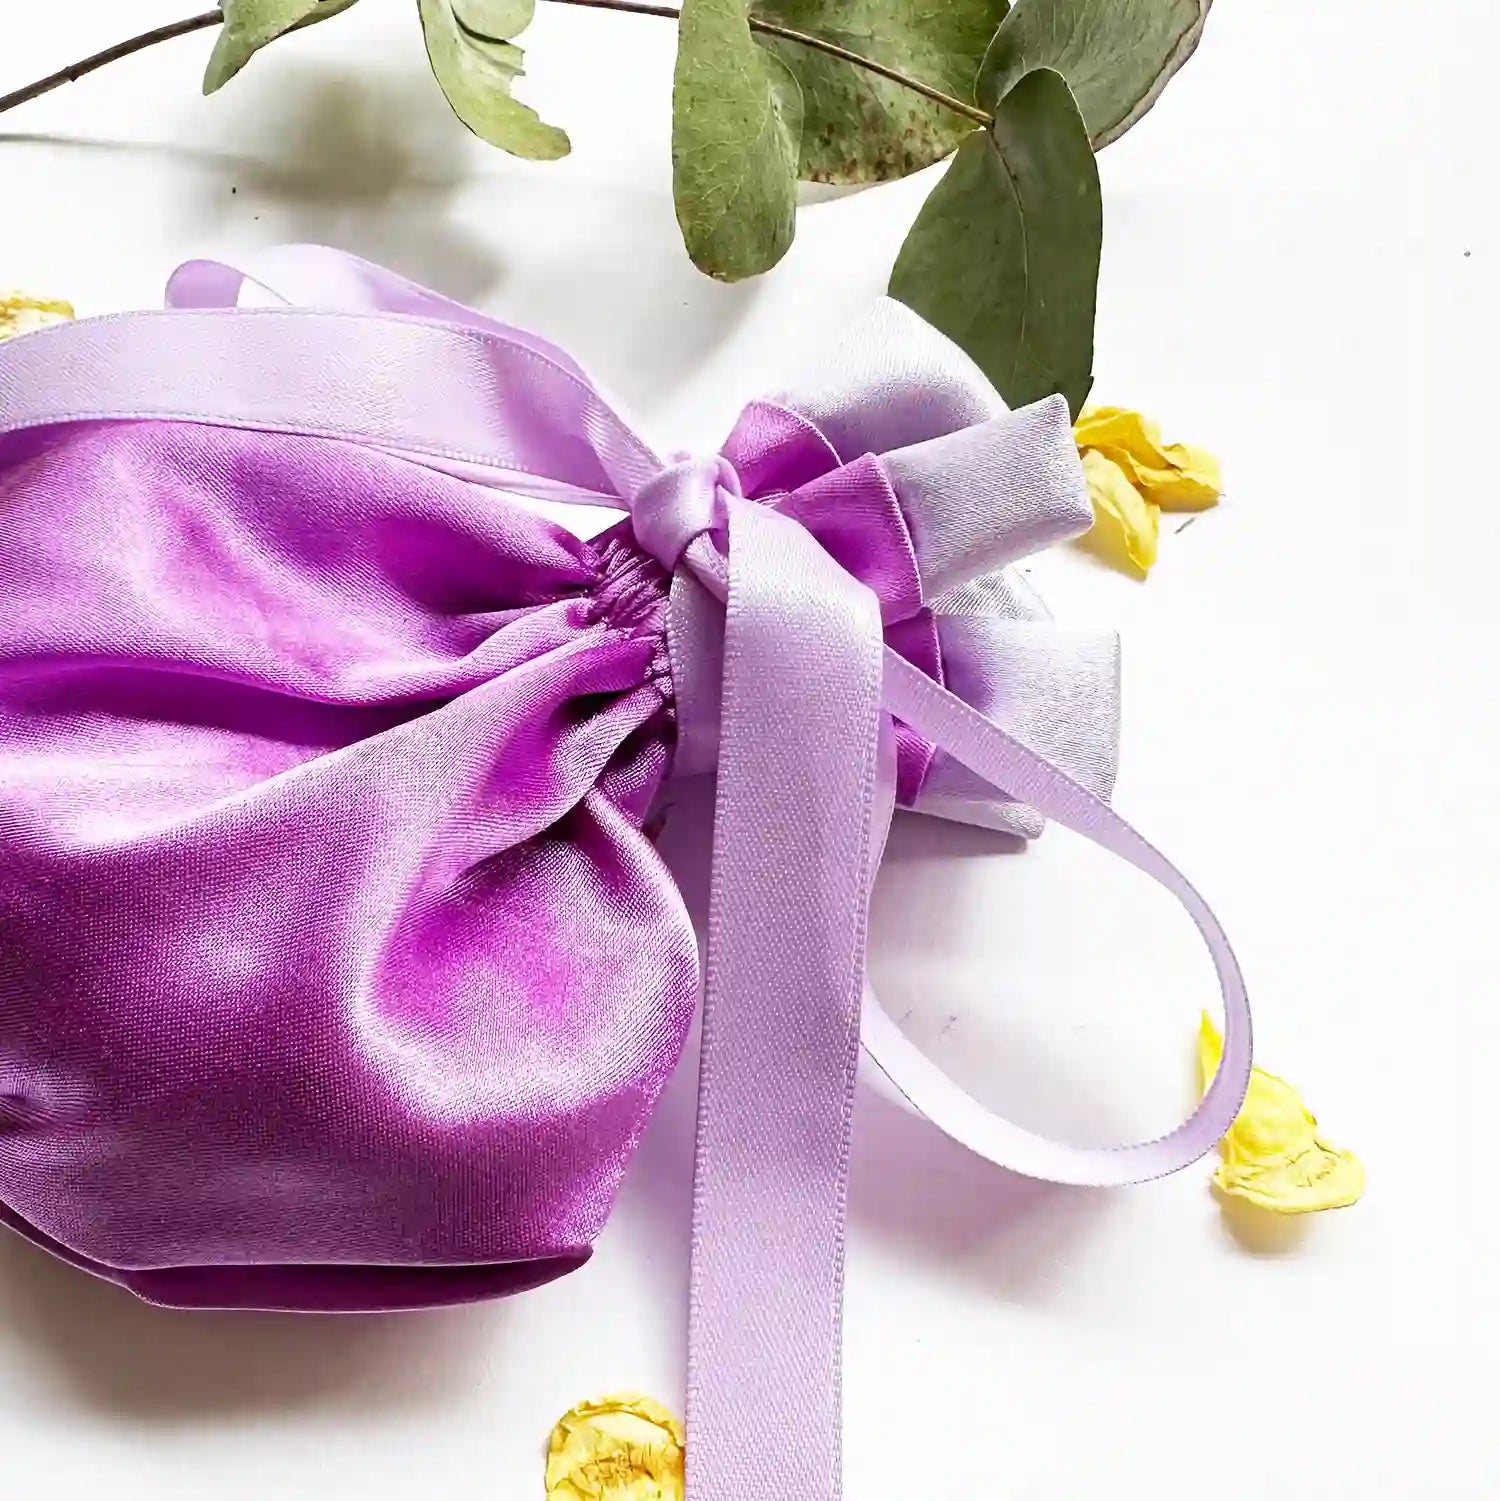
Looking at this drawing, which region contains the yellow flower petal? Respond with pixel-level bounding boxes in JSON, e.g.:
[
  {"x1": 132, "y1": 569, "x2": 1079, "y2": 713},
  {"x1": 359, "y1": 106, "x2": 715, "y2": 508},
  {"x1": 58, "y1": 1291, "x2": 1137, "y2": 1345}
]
[
  {"x1": 1075, "y1": 405, "x2": 1222, "y2": 511},
  {"x1": 1074, "y1": 405, "x2": 1163, "y2": 453},
  {"x1": 546, "y1": 1393, "x2": 685, "y2": 1501},
  {"x1": 1198, "y1": 1013, "x2": 1364, "y2": 1214},
  {"x1": 1115, "y1": 445, "x2": 1221, "y2": 512},
  {"x1": 0, "y1": 291, "x2": 74, "y2": 342},
  {"x1": 1079, "y1": 448, "x2": 1159, "y2": 576}
]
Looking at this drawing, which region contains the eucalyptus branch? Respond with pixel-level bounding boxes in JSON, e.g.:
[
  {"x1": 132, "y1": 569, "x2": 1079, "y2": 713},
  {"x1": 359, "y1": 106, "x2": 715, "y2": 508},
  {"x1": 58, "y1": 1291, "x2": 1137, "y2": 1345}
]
[
  {"x1": 0, "y1": 11, "x2": 223, "y2": 116},
  {"x1": 0, "y1": 2, "x2": 993, "y2": 129}
]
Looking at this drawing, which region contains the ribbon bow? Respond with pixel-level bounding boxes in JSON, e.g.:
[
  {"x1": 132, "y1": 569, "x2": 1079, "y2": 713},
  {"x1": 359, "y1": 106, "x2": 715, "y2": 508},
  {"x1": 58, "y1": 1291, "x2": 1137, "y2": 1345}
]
[{"x1": 0, "y1": 247, "x2": 1251, "y2": 1501}]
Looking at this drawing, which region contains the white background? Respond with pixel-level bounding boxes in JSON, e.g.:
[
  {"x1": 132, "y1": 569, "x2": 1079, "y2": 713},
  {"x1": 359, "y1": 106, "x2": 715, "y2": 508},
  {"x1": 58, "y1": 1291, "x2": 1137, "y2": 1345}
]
[{"x1": 2, "y1": 2, "x2": 1496, "y2": 1496}]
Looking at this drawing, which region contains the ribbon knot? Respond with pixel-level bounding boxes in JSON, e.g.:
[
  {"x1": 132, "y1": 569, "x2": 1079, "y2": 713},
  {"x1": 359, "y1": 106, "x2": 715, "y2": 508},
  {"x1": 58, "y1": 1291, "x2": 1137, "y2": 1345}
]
[{"x1": 631, "y1": 452, "x2": 741, "y2": 572}]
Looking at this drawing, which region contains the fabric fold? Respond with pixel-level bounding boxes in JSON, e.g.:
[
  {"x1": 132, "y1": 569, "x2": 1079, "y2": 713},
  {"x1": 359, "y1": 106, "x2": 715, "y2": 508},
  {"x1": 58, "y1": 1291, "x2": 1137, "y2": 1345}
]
[{"x1": 885, "y1": 396, "x2": 1093, "y2": 596}]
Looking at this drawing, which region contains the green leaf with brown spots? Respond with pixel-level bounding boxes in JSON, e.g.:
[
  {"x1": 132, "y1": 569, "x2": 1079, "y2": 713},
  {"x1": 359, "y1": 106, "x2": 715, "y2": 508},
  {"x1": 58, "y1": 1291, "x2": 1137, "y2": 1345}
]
[
  {"x1": 750, "y1": 0, "x2": 1009, "y2": 184},
  {"x1": 673, "y1": 0, "x2": 804, "y2": 281},
  {"x1": 977, "y1": 0, "x2": 1211, "y2": 149},
  {"x1": 418, "y1": 0, "x2": 569, "y2": 160},
  {"x1": 889, "y1": 67, "x2": 1100, "y2": 416}
]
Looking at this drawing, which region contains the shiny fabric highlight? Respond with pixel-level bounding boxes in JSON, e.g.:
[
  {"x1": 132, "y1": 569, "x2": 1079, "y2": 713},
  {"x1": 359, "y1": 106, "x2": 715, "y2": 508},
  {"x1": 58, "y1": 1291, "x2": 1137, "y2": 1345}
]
[{"x1": 0, "y1": 419, "x2": 697, "y2": 1307}]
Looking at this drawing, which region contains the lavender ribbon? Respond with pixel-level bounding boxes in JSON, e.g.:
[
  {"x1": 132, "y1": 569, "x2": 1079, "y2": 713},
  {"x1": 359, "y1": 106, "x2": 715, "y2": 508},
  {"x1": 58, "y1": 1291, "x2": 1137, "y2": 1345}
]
[{"x1": 0, "y1": 247, "x2": 1253, "y2": 1501}]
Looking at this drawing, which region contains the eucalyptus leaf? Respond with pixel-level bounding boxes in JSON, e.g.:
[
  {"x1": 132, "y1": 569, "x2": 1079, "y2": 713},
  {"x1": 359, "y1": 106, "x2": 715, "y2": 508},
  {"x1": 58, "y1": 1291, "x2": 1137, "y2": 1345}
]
[
  {"x1": 418, "y1": 0, "x2": 569, "y2": 161},
  {"x1": 673, "y1": 0, "x2": 803, "y2": 281},
  {"x1": 977, "y1": 0, "x2": 1211, "y2": 148},
  {"x1": 750, "y1": 0, "x2": 1008, "y2": 185},
  {"x1": 889, "y1": 67, "x2": 1100, "y2": 416},
  {"x1": 203, "y1": 0, "x2": 360, "y2": 94},
  {"x1": 457, "y1": 0, "x2": 535, "y2": 35}
]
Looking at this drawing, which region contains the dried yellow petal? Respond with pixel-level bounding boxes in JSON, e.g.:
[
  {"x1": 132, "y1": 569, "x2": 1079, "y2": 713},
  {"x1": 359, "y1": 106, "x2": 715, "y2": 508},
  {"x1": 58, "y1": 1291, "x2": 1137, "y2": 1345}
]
[
  {"x1": 546, "y1": 1392, "x2": 685, "y2": 1501},
  {"x1": 1198, "y1": 1013, "x2": 1364, "y2": 1214},
  {"x1": 0, "y1": 291, "x2": 74, "y2": 343},
  {"x1": 1079, "y1": 447, "x2": 1159, "y2": 576},
  {"x1": 1075, "y1": 405, "x2": 1222, "y2": 511}
]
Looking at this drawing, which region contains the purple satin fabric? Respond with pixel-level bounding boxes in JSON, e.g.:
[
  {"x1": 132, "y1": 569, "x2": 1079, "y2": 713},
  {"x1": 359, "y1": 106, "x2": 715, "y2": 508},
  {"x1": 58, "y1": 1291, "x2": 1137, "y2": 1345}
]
[
  {"x1": 0, "y1": 249, "x2": 1253, "y2": 1501},
  {"x1": 0, "y1": 420, "x2": 696, "y2": 1308},
  {"x1": 0, "y1": 366, "x2": 1069, "y2": 1311}
]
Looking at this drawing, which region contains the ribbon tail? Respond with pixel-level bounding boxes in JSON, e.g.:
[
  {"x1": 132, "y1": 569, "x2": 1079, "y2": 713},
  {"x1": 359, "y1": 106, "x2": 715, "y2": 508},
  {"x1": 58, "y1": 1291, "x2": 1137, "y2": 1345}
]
[
  {"x1": 876, "y1": 649, "x2": 1253, "y2": 1186},
  {"x1": 685, "y1": 499, "x2": 886, "y2": 1501}
]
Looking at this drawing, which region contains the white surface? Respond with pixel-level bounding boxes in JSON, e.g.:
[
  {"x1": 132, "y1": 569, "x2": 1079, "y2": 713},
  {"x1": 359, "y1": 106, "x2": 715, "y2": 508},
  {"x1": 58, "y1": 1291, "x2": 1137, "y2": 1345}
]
[{"x1": 2, "y1": 2, "x2": 1495, "y2": 1496}]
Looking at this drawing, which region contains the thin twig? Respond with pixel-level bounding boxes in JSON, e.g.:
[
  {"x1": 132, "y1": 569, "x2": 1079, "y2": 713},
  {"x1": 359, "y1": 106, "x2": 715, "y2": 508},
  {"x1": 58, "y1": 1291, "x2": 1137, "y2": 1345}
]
[
  {"x1": 0, "y1": 0, "x2": 993, "y2": 129},
  {"x1": 549, "y1": 0, "x2": 993, "y2": 126},
  {"x1": 0, "y1": 10, "x2": 224, "y2": 117}
]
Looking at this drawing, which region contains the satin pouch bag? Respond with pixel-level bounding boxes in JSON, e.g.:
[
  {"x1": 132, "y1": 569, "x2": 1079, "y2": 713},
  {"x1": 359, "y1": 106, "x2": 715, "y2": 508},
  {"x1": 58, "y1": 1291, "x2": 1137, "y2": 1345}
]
[{"x1": 0, "y1": 249, "x2": 1250, "y2": 1328}]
